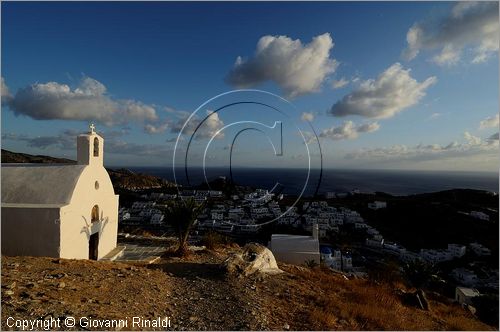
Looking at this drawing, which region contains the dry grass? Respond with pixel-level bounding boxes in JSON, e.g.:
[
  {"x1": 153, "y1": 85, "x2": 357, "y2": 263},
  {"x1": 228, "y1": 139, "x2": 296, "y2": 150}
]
[
  {"x1": 200, "y1": 231, "x2": 228, "y2": 250},
  {"x1": 278, "y1": 265, "x2": 493, "y2": 331},
  {"x1": 200, "y1": 231, "x2": 238, "y2": 251}
]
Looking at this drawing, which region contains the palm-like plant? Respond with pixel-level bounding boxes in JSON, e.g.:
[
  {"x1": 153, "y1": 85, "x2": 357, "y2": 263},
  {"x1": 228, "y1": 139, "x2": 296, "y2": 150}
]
[
  {"x1": 163, "y1": 197, "x2": 205, "y2": 256},
  {"x1": 402, "y1": 259, "x2": 435, "y2": 289}
]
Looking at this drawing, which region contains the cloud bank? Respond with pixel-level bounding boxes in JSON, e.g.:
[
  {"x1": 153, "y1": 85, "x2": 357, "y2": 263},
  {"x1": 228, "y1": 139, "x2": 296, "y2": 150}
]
[
  {"x1": 329, "y1": 63, "x2": 436, "y2": 119},
  {"x1": 403, "y1": 2, "x2": 499, "y2": 65},
  {"x1": 479, "y1": 114, "x2": 499, "y2": 129},
  {"x1": 345, "y1": 131, "x2": 499, "y2": 163},
  {"x1": 226, "y1": 33, "x2": 338, "y2": 97},
  {"x1": 2, "y1": 129, "x2": 173, "y2": 158},
  {"x1": 2, "y1": 77, "x2": 159, "y2": 127},
  {"x1": 319, "y1": 121, "x2": 380, "y2": 140},
  {"x1": 169, "y1": 110, "x2": 225, "y2": 140}
]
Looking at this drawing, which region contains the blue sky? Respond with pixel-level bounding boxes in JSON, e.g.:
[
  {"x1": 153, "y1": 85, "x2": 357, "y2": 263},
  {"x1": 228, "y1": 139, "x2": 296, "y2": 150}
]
[{"x1": 2, "y1": 1, "x2": 499, "y2": 171}]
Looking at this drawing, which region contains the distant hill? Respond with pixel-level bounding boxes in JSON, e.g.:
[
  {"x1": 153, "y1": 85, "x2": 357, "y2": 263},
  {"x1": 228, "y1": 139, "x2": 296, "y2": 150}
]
[
  {"x1": 330, "y1": 189, "x2": 499, "y2": 252},
  {"x1": 1, "y1": 149, "x2": 175, "y2": 190},
  {"x1": 107, "y1": 167, "x2": 175, "y2": 190},
  {"x1": 1, "y1": 149, "x2": 75, "y2": 164}
]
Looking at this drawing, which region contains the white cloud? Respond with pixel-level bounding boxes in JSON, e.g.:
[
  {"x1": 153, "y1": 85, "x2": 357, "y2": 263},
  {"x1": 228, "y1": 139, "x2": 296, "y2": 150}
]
[
  {"x1": 142, "y1": 107, "x2": 225, "y2": 139},
  {"x1": 432, "y1": 44, "x2": 461, "y2": 66},
  {"x1": 346, "y1": 131, "x2": 499, "y2": 163},
  {"x1": 144, "y1": 121, "x2": 170, "y2": 134},
  {"x1": 329, "y1": 63, "x2": 436, "y2": 119},
  {"x1": 2, "y1": 130, "x2": 77, "y2": 150},
  {"x1": 319, "y1": 121, "x2": 379, "y2": 140},
  {"x1": 171, "y1": 110, "x2": 225, "y2": 140},
  {"x1": 203, "y1": 111, "x2": 225, "y2": 139},
  {"x1": 403, "y1": 2, "x2": 499, "y2": 65},
  {"x1": 464, "y1": 131, "x2": 482, "y2": 145},
  {"x1": 344, "y1": 134, "x2": 500, "y2": 170},
  {"x1": 3, "y1": 76, "x2": 159, "y2": 126},
  {"x1": 357, "y1": 122, "x2": 380, "y2": 133},
  {"x1": 226, "y1": 33, "x2": 338, "y2": 98},
  {"x1": 301, "y1": 112, "x2": 315, "y2": 122},
  {"x1": 1, "y1": 77, "x2": 13, "y2": 105},
  {"x1": 428, "y1": 112, "x2": 441, "y2": 120},
  {"x1": 331, "y1": 77, "x2": 349, "y2": 89},
  {"x1": 479, "y1": 114, "x2": 499, "y2": 129}
]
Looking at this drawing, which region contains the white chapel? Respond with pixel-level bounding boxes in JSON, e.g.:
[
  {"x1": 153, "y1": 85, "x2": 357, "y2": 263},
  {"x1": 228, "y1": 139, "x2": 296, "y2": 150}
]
[{"x1": 1, "y1": 125, "x2": 119, "y2": 260}]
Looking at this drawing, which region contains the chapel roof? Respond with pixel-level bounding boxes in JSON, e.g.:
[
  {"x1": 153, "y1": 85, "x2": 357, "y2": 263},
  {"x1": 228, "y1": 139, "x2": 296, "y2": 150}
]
[{"x1": 2, "y1": 164, "x2": 86, "y2": 205}]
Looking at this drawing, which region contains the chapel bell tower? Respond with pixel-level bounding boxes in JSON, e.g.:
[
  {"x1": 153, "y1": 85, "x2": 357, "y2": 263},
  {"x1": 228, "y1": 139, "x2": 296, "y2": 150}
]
[{"x1": 77, "y1": 124, "x2": 104, "y2": 166}]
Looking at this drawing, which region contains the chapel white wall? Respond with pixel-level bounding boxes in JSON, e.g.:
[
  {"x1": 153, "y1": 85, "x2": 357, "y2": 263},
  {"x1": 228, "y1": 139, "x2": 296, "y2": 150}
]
[
  {"x1": 272, "y1": 251, "x2": 320, "y2": 265},
  {"x1": 1, "y1": 207, "x2": 61, "y2": 257},
  {"x1": 269, "y1": 236, "x2": 320, "y2": 265},
  {"x1": 59, "y1": 166, "x2": 118, "y2": 259}
]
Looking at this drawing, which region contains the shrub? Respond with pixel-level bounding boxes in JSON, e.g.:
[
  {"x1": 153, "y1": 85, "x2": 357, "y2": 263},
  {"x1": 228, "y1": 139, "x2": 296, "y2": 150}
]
[
  {"x1": 402, "y1": 259, "x2": 435, "y2": 289},
  {"x1": 305, "y1": 259, "x2": 319, "y2": 269},
  {"x1": 160, "y1": 197, "x2": 204, "y2": 256}
]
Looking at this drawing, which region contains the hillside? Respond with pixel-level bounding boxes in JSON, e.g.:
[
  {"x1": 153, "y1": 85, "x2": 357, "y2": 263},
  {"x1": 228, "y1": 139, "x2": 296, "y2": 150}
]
[
  {"x1": 1, "y1": 149, "x2": 175, "y2": 190},
  {"x1": 1, "y1": 149, "x2": 75, "y2": 164},
  {"x1": 328, "y1": 189, "x2": 499, "y2": 253},
  {"x1": 107, "y1": 168, "x2": 175, "y2": 191},
  {"x1": 1, "y1": 248, "x2": 492, "y2": 331}
]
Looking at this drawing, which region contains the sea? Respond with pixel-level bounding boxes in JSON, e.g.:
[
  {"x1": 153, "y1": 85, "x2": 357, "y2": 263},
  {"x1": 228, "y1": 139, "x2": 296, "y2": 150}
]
[{"x1": 126, "y1": 167, "x2": 499, "y2": 197}]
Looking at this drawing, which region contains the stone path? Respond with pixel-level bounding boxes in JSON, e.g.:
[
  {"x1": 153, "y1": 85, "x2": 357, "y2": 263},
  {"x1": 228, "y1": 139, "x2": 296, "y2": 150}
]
[
  {"x1": 111, "y1": 233, "x2": 206, "y2": 263},
  {"x1": 116, "y1": 241, "x2": 165, "y2": 261},
  {"x1": 113, "y1": 234, "x2": 173, "y2": 262}
]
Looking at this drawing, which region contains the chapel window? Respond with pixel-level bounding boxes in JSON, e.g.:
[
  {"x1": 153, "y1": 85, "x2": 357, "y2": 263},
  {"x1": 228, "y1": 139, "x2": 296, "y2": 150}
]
[
  {"x1": 93, "y1": 138, "x2": 99, "y2": 157},
  {"x1": 91, "y1": 205, "x2": 100, "y2": 223}
]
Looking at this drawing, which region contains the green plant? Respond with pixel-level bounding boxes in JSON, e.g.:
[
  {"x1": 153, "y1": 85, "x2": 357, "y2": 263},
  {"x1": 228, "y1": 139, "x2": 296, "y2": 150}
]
[
  {"x1": 402, "y1": 259, "x2": 435, "y2": 289},
  {"x1": 161, "y1": 197, "x2": 205, "y2": 256},
  {"x1": 305, "y1": 259, "x2": 319, "y2": 269}
]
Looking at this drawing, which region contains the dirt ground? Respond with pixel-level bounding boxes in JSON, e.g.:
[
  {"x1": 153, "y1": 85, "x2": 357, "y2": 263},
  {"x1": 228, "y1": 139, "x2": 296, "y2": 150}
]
[{"x1": 1, "y1": 247, "x2": 493, "y2": 331}]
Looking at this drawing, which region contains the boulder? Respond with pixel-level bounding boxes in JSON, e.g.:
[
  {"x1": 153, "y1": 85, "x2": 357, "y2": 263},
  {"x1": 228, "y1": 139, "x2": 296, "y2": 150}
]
[
  {"x1": 223, "y1": 243, "x2": 282, "y2": 276},
  {"x1": 398, "y1": 288, "x2": 431, "y2": 311}
]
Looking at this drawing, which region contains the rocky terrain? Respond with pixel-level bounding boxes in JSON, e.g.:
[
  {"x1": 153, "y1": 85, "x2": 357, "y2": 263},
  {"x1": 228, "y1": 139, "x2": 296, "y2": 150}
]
[
  {"x1": 107, "y1": 168, "x2": 175, "y2": 191},
  {"x1": 1, "y1": 245, "x2": 493, "y2": 331}
]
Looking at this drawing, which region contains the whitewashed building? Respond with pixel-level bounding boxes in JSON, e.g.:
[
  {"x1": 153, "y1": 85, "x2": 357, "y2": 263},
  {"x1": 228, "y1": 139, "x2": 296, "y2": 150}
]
[
  {"x1": 269, "y1": 224, "x2": 320, "y2": 265},
  {"x1": 366, "y1": 238, "x2": 384, "y2": 248},
  {"x1": 1, "y1": 125, "x2": 119, "y2": 260},
  {"x1": 420, "y1": 248, "x2": 453, "y2": 263},
  {"x1": 455, "y1": 287, "x2": 480, "y2": 306},
  {"x1": 368, "y1": 201, "x2": 387, "y2": 210},
  {"x1": 325, "y1": 192, "x2": 336, "y2": 199},
  {"x1": 150, "y1": 213, "x2": 165, "y2": 225},
  {"x1": 451, "y1": 268, "x2": 479, "y2": 286},
  {"x1": 470, "y1": 211, "x2": 489, "y2": 221},
  {"x1": 447, "y1": 244, "x2": 466, "y2": 258},
  {"x1": 469, "y1": 242, "x2": 491, "y2": 256},
  {"x1": 342, "y1": 254, "x2": 353, "y2": 270},
  {"x1": 211, "y1": 212, "x2": 224, "y2": 220},
  {"x1": 321, "y1": 246, "x2": 343, "y2": 270}
]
